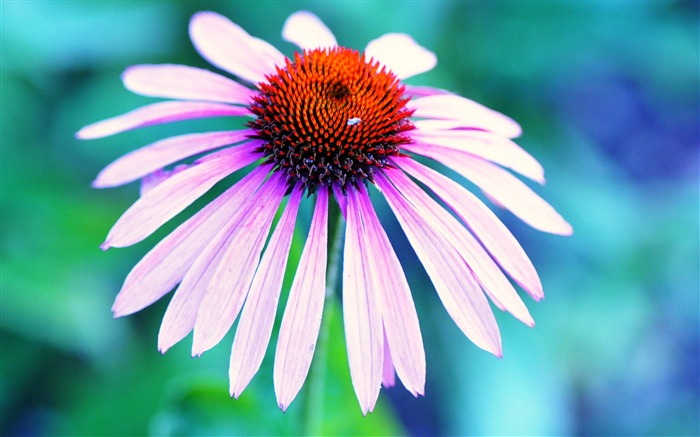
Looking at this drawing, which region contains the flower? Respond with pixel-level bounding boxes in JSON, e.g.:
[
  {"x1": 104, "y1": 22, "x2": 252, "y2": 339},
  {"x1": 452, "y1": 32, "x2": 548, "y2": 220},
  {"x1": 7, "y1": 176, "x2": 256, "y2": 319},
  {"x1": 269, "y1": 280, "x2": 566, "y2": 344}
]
[{"x1": 77, "y1": 11, "x2": 572, "y2": 414}]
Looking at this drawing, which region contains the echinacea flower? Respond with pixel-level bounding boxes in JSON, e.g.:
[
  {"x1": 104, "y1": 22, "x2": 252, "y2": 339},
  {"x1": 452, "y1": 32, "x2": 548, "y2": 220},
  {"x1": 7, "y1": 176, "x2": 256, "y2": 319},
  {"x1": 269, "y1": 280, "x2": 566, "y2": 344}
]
[{"x1": 77, "y1": 11, "x2": 572, "y2": 414}]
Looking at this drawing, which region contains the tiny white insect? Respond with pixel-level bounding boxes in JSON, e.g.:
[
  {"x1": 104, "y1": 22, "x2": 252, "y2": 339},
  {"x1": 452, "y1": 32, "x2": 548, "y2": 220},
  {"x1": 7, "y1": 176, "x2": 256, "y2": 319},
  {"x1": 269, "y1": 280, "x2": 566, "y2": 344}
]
[{"x1": 346, "y1": 117, "x2": 362, "y2": 126}]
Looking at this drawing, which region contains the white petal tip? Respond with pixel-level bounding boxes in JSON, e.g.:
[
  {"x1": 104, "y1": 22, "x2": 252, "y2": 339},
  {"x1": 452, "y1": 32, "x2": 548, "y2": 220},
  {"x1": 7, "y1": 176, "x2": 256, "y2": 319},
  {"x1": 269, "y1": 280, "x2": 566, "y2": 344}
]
[
  {"x1": 120, "y1": 67, "x2": 142, "y2": 93},
  {"x1": 483, "y1": 341, "x2": 503, "y2": 359},
  {"x1": 111, "y1": 307, "x2": 128, "y2": 318},
  {"x1": 191, "y1": 337, "x2": 217, "y2": 357},
  {"x1": 91, "y1": 177, "x2": 112, "y2": 189},
  {"x1": 361, "y1": 397, "x2": 379, "y2": 416},
  {"x1": 282, "y1": 11, "x2": 337, "y2": 50},
  {"x1": 230, "y1": 381, "x2": 245, "y2": 400},
  {"x1": 360, "y1": 406, "x2": 370, "y2": 416},
  {"x1": 190, "y1": 10, "x2": 218, "y2": 27},
  {"x1": 120, "y1": 66, "x2": 134, "y2": 81},
  {"x1": 530, "y1": 174, "x2": 546, "y2": 185},
  {"x1": 365, "y1": 33, "x2": 437, "y2": 80},
  {"x1": 75, "y1": 127, "x2": 95, "y2": 140},
  {"x1": 99, "y1": 241, "x2": 111, "y2": 251},
  {"x1": 191, "y1": 341, "x2": 206, "y2": 357},
  {"x1": 406, "y1": 384, "x2": 425, "y2": 397},
  {"x1": 157, "y1": 340, "x2": 173, "y2": 354},
  {"x1": 529, "y1": 286, "x2": 545, "y2": 301},
  {"x1": 158, "y1": 338, "x2": 175, "y2": 355},
  {"x1": 553, "y1": 222, "x2": 574, "y2": 236},
  {"x1": 285, "y1": 10, "x2": 315, "y2": 20}
]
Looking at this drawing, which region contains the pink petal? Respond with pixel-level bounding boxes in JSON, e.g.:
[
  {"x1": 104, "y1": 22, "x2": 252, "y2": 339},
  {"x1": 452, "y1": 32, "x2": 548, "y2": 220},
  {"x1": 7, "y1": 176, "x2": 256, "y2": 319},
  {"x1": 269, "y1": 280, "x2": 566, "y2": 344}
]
[
  {"x1": 157, "y1": 167, "x2": 270, "y2": 352},
  {"x1": 413, "y1": 119, "x2": 466, "y2": 131},
  {"x1": 76, "y1": 101, "x2": 251, "y2": 140},
  {"x1": 408, "y1": 95, "x2": 523, "y2": 139},
  {"x1": 94, "y1": 130, "x2": 257, "y2": 188},
  {"x1": 343, "y1": 187, "x2": 383, "y2": 414},
  {"x1": 396, "y1": 157, "x2": 544, "y2": 301},
  {"x1": 364, "y1": 33, "x2": 437, "y2": 80},
  {"x1": 189, "y1": 11, "x2": 284, "y2": 85},
  {"x1": 112, "y1": 168, "x2": 266, "y2": 317},
  {"x1": 122, "y1": 64, "x2": 256, "y2": 104},
  {"x1": 102, "y1": 146, "x2": 259, "y2": 249},
  {"x1": 229, "y1": 187, "x2": 303, "y2": 398},
  {"x1": 274, "y1": 188, "x2": 329, "y2": 411},
  {"x1": 191, "y1": 174, "x2": 287, "y2": 356},
  {"x1": 405, "y1": 85, "x2": 453, "y2": 98},
  {"x1": 381, "y1": 330, "x2": 396, "y2": 389},
  {"x1": 418, "y1": 151, "x2": 572, "y2": 235},
  {"x1": 139, "y1": 165, "x2": 188, "y2": 197},
  {"x1": 375, "y1": 172, "x2": 502, "y2": 356},
  {"x1": 355, "y1": 184, "x2": 425, "y2": 396},
  {"x1": 385, "y1": 165, "x2": 535, "y2": 327},
  {"x1": 414, "y1": 118, "x2": 497, "y2": 133},
  {"x1": 408, "y1": 130, "x2": 545, "y2": 184},
  {"x1": 160, "y1": 230, "x2": 232, "y2": 352},
  {"x1": 332, "y1": 184, "x2": 347, "y2": 219},
  {"x1": 282, "y1": 11, "x2": 337, "y2": 50}
]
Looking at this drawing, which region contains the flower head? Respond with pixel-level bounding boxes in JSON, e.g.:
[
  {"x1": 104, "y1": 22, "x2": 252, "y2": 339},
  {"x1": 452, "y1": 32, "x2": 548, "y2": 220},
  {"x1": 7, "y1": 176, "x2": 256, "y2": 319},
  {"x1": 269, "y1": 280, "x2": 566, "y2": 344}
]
[
  {"x1": 77, "y1": 11, "x2": 572, "y2": 414},
  {"x1": 249, "y1": 47, "x2": 413, "y2": 192}
]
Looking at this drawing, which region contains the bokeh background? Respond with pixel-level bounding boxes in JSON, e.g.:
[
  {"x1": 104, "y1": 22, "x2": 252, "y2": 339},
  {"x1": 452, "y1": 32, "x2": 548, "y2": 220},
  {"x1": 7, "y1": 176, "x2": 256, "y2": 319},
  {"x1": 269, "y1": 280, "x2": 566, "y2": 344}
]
[{"x1": 2, "y1": 1, "x2": 698, "y2": 436}]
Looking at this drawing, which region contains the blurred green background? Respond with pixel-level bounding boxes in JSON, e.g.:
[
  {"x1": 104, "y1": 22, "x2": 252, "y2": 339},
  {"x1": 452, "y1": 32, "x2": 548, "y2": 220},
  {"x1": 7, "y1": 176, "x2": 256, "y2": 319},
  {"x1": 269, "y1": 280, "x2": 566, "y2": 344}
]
[{"x1": 2, "y1": 1, "x2": 698, "y2": 436}]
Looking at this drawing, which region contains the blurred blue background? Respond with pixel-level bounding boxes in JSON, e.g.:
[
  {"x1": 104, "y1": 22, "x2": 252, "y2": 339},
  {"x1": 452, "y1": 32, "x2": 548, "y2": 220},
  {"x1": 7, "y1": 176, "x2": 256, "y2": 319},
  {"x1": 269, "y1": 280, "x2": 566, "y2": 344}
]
[{"x1": 2, "y1": 1, "x2": 698, "y2": 436}]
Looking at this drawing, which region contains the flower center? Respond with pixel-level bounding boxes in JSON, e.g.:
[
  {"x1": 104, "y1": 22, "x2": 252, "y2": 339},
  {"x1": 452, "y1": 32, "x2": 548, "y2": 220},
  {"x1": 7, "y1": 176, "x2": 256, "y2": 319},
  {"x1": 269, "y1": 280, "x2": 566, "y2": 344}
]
[{"x1": 249, "y1": 47, "x2": 414, "y2": 193}]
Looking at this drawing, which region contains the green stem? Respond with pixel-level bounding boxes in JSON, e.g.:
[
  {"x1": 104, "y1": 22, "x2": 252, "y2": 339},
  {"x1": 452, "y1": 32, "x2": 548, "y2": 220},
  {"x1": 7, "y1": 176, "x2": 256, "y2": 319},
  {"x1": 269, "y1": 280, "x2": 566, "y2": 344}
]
[{"x1": 304, "y1": 202, "x2": 344, "y2": 436}]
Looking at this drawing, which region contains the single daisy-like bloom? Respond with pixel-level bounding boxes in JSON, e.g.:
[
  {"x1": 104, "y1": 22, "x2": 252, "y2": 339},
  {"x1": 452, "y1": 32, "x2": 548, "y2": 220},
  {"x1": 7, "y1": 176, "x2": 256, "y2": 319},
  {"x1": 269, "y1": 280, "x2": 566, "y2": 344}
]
[{"x1": 78, "y1": 11, "x2": 572, "y2": 414}]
